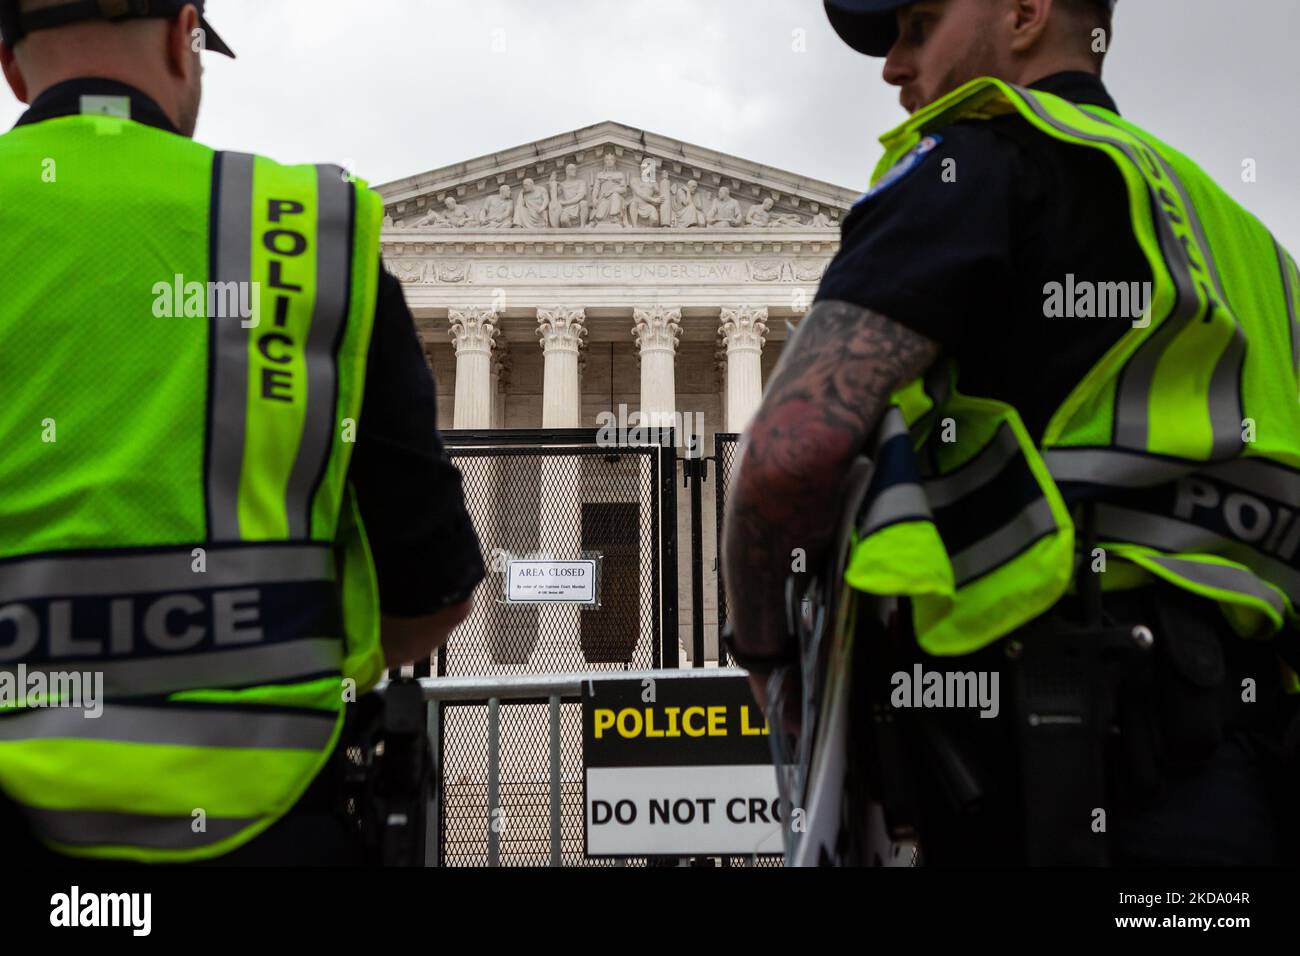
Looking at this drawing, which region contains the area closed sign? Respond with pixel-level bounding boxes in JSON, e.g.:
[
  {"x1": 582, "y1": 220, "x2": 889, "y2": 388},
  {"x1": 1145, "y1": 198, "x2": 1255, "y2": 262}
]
[
  {"x1": 505, "y1": 558, "x2": 597, "y2": 604},
  {"x1": 583, "y1": 674, "x2": 782, "y2": 857}
]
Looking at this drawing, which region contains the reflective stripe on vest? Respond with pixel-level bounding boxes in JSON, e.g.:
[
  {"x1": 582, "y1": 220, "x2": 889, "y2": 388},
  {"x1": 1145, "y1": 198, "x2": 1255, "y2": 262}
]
[
  {"x1": 30, "y1": 808, "x2": 260, "y2": 852},
  {"x1": 0, "y1": 543, "x2": 333, "y2": 600},
  {"x1": 209, "y1": 153, "x2": 358, "y2": 541},
  {"x1": 0, "y1": 705, "x2": 337, "y2": 750},
  {"x1": 857, "y1": 409, "x2": 931, "y2": 537},
  {"x1": 1092, "y1": 503, "x2": 1300, "y2": 611},
  {"x1": 0, "y1": 543, "x2": 345, "y2": 698}
]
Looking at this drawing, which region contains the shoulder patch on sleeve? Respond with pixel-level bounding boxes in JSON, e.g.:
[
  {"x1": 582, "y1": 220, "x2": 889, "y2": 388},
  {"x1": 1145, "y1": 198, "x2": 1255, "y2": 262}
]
[{"x1": 853, "y1": 134, "x2": 944, "y2": 208}]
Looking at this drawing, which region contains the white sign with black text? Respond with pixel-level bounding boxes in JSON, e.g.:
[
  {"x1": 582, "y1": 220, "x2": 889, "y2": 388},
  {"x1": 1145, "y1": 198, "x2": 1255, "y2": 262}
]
[
  {"x1": 586, "y1": 764, "x2": 783, "y2": 856},
  {"x1": 505, "y1": 558, "x2": 597, "y2": 604}
]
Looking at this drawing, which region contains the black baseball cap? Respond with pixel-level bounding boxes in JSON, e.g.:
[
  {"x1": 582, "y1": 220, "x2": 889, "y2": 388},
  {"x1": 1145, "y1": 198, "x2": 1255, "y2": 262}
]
[
  {"x1": 824, "y1": 0, "x2": 1116, "y2": 57},
  {"x1": 0, "y1": 0, "x2": 234, "y2": 57}
]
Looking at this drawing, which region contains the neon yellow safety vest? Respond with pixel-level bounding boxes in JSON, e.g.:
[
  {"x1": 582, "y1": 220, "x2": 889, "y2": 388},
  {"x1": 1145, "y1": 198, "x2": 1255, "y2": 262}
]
[
  {"x1": 846, "y1": 78, "x2": 1300, "y2": 660},
  {"x1": 0, "y1": 108, "x2": 386, "y2": 861}
]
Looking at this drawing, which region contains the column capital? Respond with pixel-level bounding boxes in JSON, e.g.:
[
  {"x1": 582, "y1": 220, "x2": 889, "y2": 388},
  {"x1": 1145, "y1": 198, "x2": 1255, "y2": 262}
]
[
  {"x1": 632, "y1": 306, "x2": 682, "y2": 355},
  {"x1": 719, "y1": 306, "x2": 768, "y2": 354},
  {"x1": 448, "y1": 307, "x2": 498, "y2": 356},
  {"x1": 537, "y1": 307, "x2": 587, "y2": 355}
]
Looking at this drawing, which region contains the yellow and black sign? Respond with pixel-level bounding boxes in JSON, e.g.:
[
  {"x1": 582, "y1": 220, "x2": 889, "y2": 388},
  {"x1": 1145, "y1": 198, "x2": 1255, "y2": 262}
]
[
  {"x1": 582, "y1": 674, "x2": 781, "y2": 857},
  {"x1": 584, "y1": 674, "x2": 770, "y2": 765}
]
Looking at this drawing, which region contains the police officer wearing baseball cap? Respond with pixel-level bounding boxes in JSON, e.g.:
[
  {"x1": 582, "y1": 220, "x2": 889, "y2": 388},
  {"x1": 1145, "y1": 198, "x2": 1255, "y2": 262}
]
[
  {"x1": 0, "y1": 0, "x2": 235, "y2": 58},
  {"x1": 722, "y1": 0, "x2": 1300, "y2": 866},
  {"x1": 0, "y1": 2, "x2": 485, "y2": 864},
  {"x1": 827, "y1": 0, "x2": 1114, "y2": 57},
  {"x1": 0, "y1": 0, "x2": 232, "y2": 137}
]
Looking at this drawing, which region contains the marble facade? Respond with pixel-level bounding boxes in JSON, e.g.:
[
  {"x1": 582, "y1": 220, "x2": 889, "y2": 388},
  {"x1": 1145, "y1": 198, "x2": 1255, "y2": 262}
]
[{"x1": 378, "y1": 121, "x2": 858, "y2": 664}]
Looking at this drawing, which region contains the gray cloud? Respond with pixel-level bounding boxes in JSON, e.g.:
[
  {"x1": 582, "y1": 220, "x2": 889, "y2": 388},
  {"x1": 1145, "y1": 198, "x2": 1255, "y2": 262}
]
[{"x1": 3, "y1": 0, "x2": 1296, "y2": 251}]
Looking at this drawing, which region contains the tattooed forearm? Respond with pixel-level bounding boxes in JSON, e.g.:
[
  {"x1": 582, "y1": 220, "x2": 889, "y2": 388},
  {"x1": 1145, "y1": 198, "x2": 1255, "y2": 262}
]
[{"x1": 721, "y1": 300, "x2": 940, "y2": 657}]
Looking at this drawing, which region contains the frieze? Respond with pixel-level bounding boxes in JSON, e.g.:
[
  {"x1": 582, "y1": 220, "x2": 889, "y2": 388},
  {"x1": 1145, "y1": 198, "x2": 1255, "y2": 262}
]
[
  {"x1": 385, "y1": 256, "x2": 833, "y2": 286},
  {"x1": 476, "y1": 260, "x2": 747, "y2": 284}
]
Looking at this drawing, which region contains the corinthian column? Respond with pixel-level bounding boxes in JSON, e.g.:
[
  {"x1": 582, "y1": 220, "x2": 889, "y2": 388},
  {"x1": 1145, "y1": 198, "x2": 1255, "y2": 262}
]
[
  {"x1": 633, "y1": 306, "x2": 682, "y2": 429},
  {"x1": 537, "y1": 307, "x2": 587, "y2": 428},
  {"x1": 719, "y1": 306, "x2": 768, "y2": 433},
  {"x1": 448, "y1": 307, "x2": 498, "y2": 429}
]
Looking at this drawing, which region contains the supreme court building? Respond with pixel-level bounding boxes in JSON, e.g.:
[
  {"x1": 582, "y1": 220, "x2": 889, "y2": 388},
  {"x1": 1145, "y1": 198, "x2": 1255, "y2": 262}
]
[{"x1": 376, "y1": 121, "x2": 859, "y2": 665}]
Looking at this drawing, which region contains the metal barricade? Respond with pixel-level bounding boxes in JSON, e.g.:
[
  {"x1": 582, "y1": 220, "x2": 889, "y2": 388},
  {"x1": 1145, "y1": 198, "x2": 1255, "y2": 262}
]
[
  {"x1": 386, "y1": 669, "x2": 781, "y2": 867},
  {"x1": 435, "y1": 429, "x2": 679, "y2": 678}
]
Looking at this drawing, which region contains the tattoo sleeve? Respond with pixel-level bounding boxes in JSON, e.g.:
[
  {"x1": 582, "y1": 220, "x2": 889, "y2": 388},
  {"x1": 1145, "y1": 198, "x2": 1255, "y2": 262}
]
[{"x1": 721, "y1": 300, "x2": 940, "y2": 657}]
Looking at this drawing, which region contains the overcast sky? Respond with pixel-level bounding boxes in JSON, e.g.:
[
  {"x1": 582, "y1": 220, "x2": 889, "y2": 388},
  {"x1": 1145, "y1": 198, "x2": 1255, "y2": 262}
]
[{"x1": 3, "y1": 0, "x2": 1297, "y2": 249}]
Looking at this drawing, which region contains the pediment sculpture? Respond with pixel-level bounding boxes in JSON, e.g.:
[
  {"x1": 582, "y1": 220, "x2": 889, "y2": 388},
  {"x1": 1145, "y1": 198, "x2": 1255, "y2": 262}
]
[{"x1": 389, "y1": 154, "x2": 839, "y2": 231}]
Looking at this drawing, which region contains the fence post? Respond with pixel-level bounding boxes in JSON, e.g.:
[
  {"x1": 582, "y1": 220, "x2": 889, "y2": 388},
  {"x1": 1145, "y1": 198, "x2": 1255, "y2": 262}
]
[
  {"x1": 684, "y1": 453, "x2": 708, "y2": 667},
  {"x1": 713, "y1": 434, "x2": 739, "y2": 666},
  {"x1": 659, "y1": 438, "x2": 680, "y2": 668},
  {"x1": 549, "y1": 694, "x2": 562, "y2": 866},
  {"x1": 425, "y1": 698, "x2": 441, "y2": 868},
  {"x1": 487, "y1": 696, "x2": 500, "y2": 867}
]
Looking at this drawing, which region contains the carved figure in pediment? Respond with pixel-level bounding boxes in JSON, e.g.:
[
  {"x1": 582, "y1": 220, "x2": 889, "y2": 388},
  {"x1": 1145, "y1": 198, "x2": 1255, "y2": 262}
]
[
  {"x1": 412, "y1": 204, "x2": 446, "y2": 228},
  {"x1": 657, "y1": 173, "x2": 672, "y2": 226},
  {"x1": 550, "y1": 165, "x2": 590, "y2": 228},
  {"x1": 589, "y1": 155, "x2": 630, "y2": 227},
  {"x1": 811, "y1": 210, "x2": 836, "y2": 228},
  {"x1": 626, "y1": 160, "x2": 669, "y2": 228},
  {"x1": 747, "y1": 197, "x2": 805, "y2": 227},
  {"x1": 383, "y1": 213, "x2": 394, "y2": 227},
  {"x1": 672, "y1": 179, "x2": 706, "y2": 228},
  {"x1": 481, "y1": 185, "x2": 515, "y2": 228},
  {"x1": 416, "y1": 196, "x2": 472, "y2": 229},
  {"x1": 442, "y1": 197, "x2": 473, "y2": 228},
  {"x1": 513, "y1": 178, "x2": 550, "y2": 228},
  {"x1": 745, "y1": 200, "x2": 773, "y2": 228},
  {"x1": 706, "y1": 186, "x2": 743, "y2": 228}
]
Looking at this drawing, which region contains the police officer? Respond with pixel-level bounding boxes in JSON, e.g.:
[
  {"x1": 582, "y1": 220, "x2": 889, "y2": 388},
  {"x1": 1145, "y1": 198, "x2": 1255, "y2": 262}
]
[
  {"x1": 722, "y1": 0, "x2": 1300, "y2": 864},
  {"x1": 0, "y1": 1, "x2": 485, "y2": 864}
]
